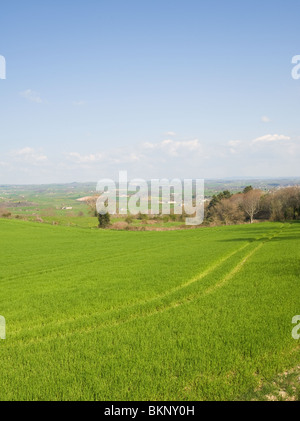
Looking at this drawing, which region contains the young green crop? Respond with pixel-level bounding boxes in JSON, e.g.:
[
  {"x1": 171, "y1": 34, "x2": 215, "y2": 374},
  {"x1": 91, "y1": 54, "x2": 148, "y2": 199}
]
[{"x1": 0, "y1": 219, "x2": 299, "y2": 400}]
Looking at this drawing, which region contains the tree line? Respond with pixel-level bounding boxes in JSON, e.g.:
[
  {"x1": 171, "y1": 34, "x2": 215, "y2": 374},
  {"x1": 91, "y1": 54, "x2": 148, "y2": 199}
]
[
  {"x1": 88, "y1": 185, "x2": 300, "y2": 228},
  {"x1": 205, "y1": 185, "x2": 300, "y2": 225}
]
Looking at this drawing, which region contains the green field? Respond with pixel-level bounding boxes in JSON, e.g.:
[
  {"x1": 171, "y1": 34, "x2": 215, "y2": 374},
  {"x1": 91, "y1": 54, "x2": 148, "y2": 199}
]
[{"x1": 0, "y1": 219, "x2": 299, "y2": 400}]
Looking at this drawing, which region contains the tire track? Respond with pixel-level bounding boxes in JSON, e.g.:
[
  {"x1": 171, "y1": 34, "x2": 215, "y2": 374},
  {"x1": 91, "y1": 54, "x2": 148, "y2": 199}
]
[
  {"x1": 6, "y1": 226, "x2": 288, "y2": 345},
  {"x1": 7, "y1": 228, "x2": 274, "y2": 336},
  {"x1": 0, "y1": 228, "x2": 220, "y2": 286}
]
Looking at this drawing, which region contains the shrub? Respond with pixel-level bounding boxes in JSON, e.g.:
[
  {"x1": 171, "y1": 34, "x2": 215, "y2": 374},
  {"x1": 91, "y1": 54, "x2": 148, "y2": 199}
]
[
  {"x1": 97, "y1": 212, "x2": 111, "y2": 228},
  {"x1": 0, "y1": 208, "x2": 11, "y2": 218},
  {"x1": 137, "y1": 212, "x2": 148, "y2": 221},
  {"x1": 163, "y1": 215, "x2": 170, "y2": 223},
  {"x1": 125, "y1": 215, "x2": 134, "y2": 224},
  {"x1": 111, "y1": 221, "x2": 129, "y2": 230}
]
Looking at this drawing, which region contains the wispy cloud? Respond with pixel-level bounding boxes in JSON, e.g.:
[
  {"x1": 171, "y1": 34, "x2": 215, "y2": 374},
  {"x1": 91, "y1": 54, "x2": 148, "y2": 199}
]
[
  {"x1": 227, "y1": 140, "x2": 242, "y2": 154},
  {"x1": 228, "y1": 140, "x2": 241, "y2": 147},
  {"x1": 252, "y1": 134, "x2": 290, "y2": 143},
  {"x1": 66, "y1": 149, "x2": 143, "y2": 166},
  {"x1": 20, "y1": 89, "x2": 43, "y2": 104},
  {"x1": 261, "y1": 116, "x2": 271, "y2": 123},
  {"x1": 10, "y1": 147, "x2": 48, "y2": 164},
  {"x1": 72, "y1": 100, "x2": 87, "y2": 106},
  {"x1": 66, "y1": 152, "x2": 104, "y2": 164},
  {"x1": 1, "y1": 130, "x2": 299, "y2": 183},
  {"x1": 226, "y1": 133, "x2": 295, "y2": 158},
  {"x1": 143, "y1": 138, "x2": 203, "y2": 157},
  {"x1": 63, "y1": 138, "x2": 206, "y2": 176}
]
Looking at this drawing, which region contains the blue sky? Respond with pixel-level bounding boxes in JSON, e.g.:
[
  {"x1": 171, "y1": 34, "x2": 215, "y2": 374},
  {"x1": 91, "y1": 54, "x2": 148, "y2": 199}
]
[{"x1": 0, "y1": 0, "x2": 300, "y2": 183}]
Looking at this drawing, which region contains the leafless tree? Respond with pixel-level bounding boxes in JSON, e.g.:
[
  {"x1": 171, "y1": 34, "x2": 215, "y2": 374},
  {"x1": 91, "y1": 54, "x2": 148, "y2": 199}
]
[
  {"x1": 86, "y1": 195, "x2": 99, "y2": 217},
  {"x1": 268, "y1": 186, "x2": 300, "y2": 221},
  {"x1": 241, "y1": 189, "x2": 263, "y2": 223},
  {"x1": 211, "y1": 196, "x2": 244, "y2": 225}
]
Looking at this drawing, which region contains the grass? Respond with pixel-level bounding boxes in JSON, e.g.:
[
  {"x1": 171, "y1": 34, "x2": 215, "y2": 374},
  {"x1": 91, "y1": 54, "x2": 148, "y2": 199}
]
[
  {"x1": 0, "y1": 219, "x2": 299, "y2": 400},
  {"x1": 250, "y1": 365, "x2": 300, "y2": 401}
]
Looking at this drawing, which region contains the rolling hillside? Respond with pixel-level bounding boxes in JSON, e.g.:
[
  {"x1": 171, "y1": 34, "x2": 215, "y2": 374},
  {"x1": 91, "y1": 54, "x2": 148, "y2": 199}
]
[{"x1": 0, "y1": 219, "x2": 299, "y2": 400}]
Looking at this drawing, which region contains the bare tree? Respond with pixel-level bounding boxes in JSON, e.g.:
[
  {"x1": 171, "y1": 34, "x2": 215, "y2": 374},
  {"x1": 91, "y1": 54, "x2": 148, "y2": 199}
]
[
  {"x1": 282, "y1": 186, "x2": 300, "y2": 220},
  {"x1": 241, "y1": 189, "x2": 263, "y2": 223},
  {"x1": 86, "y1": 195, "x2": 99, "y2": 217},
  {"x1": 268, "y1": 186, "x2": 300, "y2": 221},
  {"x1": 213, "y1": 198, "x2": 244, "y2": 225}
]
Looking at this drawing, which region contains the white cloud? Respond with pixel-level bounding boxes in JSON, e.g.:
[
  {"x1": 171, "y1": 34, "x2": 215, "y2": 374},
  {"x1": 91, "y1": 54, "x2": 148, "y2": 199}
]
[
  {"x1": 20, "y1": 89, "x2": 43, "y2": 104},
  {"x1": 111, "y1": 152, "x2": 142, "y2": 164},
  {"x1": 252, "y1": 134, "x2": 290, "y2": 143},
  {"x1": 67, "y1": 152, "x2": 104, "y2": 164},
  {"x1": 164, "y1": 131, "x2": 176, "y2": 136},
  {"x1": 66, "y1": 149, "x2": 144, "y2": 167},
  {"x1": 11, "y1": 147, "x2": 47, "y2": 164},
  {"x1": 143, "y1": 138, "x2": 202, "y2": 157},
  {"x1": 143, "y1": 142, "x2": 156, "y2": 149},
  {"x1": 2, "y1": 130, "x2": 299, "y2": 183},
  {"x1": 72, "y1": 100, "x2": 86, "y2": 106},
  {"x1": 63, "y1": 137, "x2": 205, "y2": 175},
  {"x1": 227, "y1": 140, "x2": 242, "y2": 154},
  {"x1": 261, "y1": 116, "x2": 271, "y2": 123},
  {"x1": 228, "y1": 140, "x2": 241, "y2": 147}
]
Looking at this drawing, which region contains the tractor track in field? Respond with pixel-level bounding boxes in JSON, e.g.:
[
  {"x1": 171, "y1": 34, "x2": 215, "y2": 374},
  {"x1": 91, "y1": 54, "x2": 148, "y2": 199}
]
[
  {"x1": 6, "y1": 224, "x2": 289, "y2": 346},
  {"x1": 0, "y1": 226, "x2": 224, "y2": 287},
  {"x1": 7, "y1": 229, "x2": 275, "y2": 336}
]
